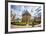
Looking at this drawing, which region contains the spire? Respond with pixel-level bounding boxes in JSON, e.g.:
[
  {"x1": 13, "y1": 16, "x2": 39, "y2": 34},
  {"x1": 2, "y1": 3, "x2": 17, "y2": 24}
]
[{"x1": 22, "y1": 9, "x2": 31, "y2": 16}]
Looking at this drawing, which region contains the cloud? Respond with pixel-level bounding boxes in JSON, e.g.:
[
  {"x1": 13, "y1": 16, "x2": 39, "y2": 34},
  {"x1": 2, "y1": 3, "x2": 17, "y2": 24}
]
[{"x1": 11, "y1": 5, "x2": 41, "y2": 18}]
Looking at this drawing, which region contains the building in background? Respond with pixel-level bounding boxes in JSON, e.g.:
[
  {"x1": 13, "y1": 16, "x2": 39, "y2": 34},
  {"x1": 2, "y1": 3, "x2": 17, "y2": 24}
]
[{"x1": 22, "y1": 10, "x2": 31, "y2": 24}]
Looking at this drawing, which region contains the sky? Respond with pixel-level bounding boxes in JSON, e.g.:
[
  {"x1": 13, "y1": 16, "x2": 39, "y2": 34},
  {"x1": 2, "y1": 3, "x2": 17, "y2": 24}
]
[{"x1": 11, "y1": 5, "x2": 41, "y2": 19}]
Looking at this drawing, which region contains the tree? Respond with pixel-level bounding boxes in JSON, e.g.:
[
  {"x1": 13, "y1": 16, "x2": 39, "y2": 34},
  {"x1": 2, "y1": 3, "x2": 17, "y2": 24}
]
[
  {"x1": 11, "y1": 11, "x2": 16, "y2": 22},
  {"x1": 16, "y1": 18, "x2": 20, "y2": 23},
  {"x1": 32, "y1": 18, "x2": 36, "y2": 27}
]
